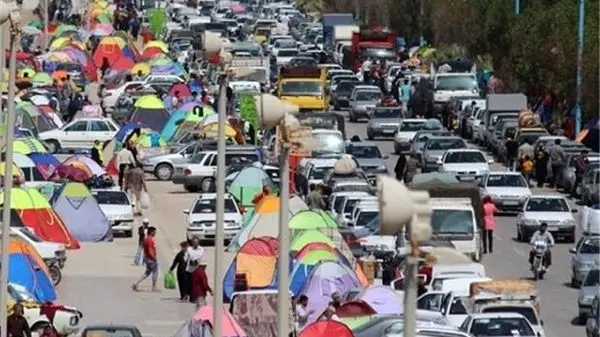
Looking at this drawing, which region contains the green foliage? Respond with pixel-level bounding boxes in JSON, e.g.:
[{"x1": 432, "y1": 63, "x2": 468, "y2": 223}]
[
  {"x1": 148, "y1": 9, "x2": 167, "y2": 37},
  {"x1": 239, "y1": 94, "x2": 259, "y2": 142}
]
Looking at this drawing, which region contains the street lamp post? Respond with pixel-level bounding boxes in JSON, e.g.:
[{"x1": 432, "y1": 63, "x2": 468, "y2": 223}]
[
  {"x1": 575, "y1": 0, "x2": 585, "y2": 135},
  {"x1": 515, "y1": 0, "x2": 520, "y2": 14}
]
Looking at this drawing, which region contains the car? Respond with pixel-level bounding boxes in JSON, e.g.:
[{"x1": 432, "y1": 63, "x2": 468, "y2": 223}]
[
  {"x1": 561, "y1": 152, "x2": 600, "y2": 192},
  {"x1": 570, "y1": 235, "x2": 600, "y2": 287},
  {"x1": 141, "y1": 142, "x2": 199, "y2": 180},
  {"x1": 288, "y1": 56, "x2": 318, "y2": 68},
  {"x1": 459, "y1": 312, "x2": 537, "y2": 337},
  {"x1": 184, "y1": 193, "x2": 243, "y2": 243},
  {"x1": 581, "y1": 168, "x2": 600, "y2": 206},
  {"x1": 578, "y1": 269, "x2": 600, "y2": 323},
  {"x1": 100, "y1": 81, "x2": 145, "y2": 110},
  {"x1": 394, "y1": 118, "x2": 428, "y2": 154},
  {"x1": 80, "y1": 325, "x2": 143, "y2": 337},
  {"x1": 38, "y1": 117, "x2": 119, "y2": 152},
  {"x1": 92, "y1": 189, "x2": 134, "y2": 237},
  {"x1": 421, "y1": 136, "x2": 468, "y2": 173},
  {"x1": 8, "y1": 283, "x2": 82, "y2": 336},
  {"x1": 388, "y1": 327, "x2": 471, "y2": 337},
  {"x1": 366, "y1": 107, "x2": 404, "y2": 139},
  {"x1": 587, "y1": 295, "x2": 600, "y2": 337},
  {"x1": 516, "y1": 195, "x2": 577, "y2": 242},
  {"x1": 479, "y1": 172, "x2": 532, "y2": 213},
  {"x1": 329, "y1": 74, "x2": 358, "y2": 93},
  {"x1": 353, "y1": 313, "x2": 448, "y2": 337},
  {"x1": 349, "y1": 86, "x2": 383, "y2": 122},
  {"x1": 345, "y1": 142, "x2": 389, "y2": 183},
  {"x1": 438, "y1": 149, "x2": 491, "y2": 181},
  {"x1": 10, "y1": 227, "x2": 67, "y2": 268},
  {"x1": 409, "y1": 130, "x2": 454, "y2": 162},
  {"x1": 273, "y1": 48, "x2": 299, "y2": 66},
  {"x1": 331, "y1": 80, "x2": 361, "y2": 110}
]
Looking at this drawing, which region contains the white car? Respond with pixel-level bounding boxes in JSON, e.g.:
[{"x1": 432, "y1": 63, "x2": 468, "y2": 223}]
[
  {"x1": 100, "y1": 81, "x2": 144, "y2": 110},
  {"x1": 394, "y1": 118, "x2": 427, "y2": 154},
  {"x1": 459, "y1": 312, "x2": 537, "y2": 337},
  {"x1": 8, "y1": 283, "x2": 82, "y2": 336},
  {"x1": 439, "y1": 149, "x2": 492, "y2": 181},
  {"x1": 479, "y1": 172, "x2": 532, "y2": 213},
  {"x1": 92, "y1": 189, "x2": 134, "y2": 237},
  {"x1": 184, "y1": 193, "x2": 243, "y2": 242},
  {"x1": 273, "y1": 48, "x2": 299, "y2": 66},
  {"x1": 10, "y1": 227, "x2": 67, "y2": 268},
  {"x1": 517, "y1": 195, "x2": 577, "y2": 242},
  {"x1": 38, "y1": 117, "x2": 119, "y2": 152}
]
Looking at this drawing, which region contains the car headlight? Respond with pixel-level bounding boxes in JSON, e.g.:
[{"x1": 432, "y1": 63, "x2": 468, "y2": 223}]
[
  {"x1": 560, "y1": 219, "x2": 576, "y2": 227},
  {"x1": 427, "y1": 156, "x2": 440, "y2": 163},
  {"x1": 579, "y1": 295, "x2": 595, "y2": 305},
  {"x1": 523, "y1": 219, "x2": 540, "y2": 226},
  {"x1": 377, "y1": 165, "x2": 387, "y2": 171}
]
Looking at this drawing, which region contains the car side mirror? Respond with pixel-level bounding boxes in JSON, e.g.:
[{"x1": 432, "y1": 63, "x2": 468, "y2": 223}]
[
  {"x1": 183, "y1": 209, "x2": 190, "y2": 214},
  {"x1": 569, "y1": 247, "x2": 576, "y2": 254},
  {"x1": 572, "y1": 209, "x2": 578, "y2": 213}
]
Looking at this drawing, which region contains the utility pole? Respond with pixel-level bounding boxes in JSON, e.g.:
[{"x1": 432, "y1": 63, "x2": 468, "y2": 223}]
[
  {"x1": 418, "y1": 0, "x2": 424, "y2": 46},
  {"x1": 575, "y1": 0, "x2": 585, "y2": 135},
  {"x1": 515, "y1": 0, "x2": 520, "y2": 14}
]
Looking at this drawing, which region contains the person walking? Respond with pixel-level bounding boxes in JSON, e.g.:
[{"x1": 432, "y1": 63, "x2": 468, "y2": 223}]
[
  {"x1": 521, "y1": 155, "x2": 534, "y2": 187},
  {"x1": 124, "y1": 163, "x2": 147, "y2": 216},
  {"x1": 190, "y1": 263, "x2": 212, "y2": 308},
  {"x1": 504, "y1": 136, "x2": 519, "y2": 171},
  {"x1": 184, "y1": 237, "x2": 205, "y2": 302},
  {"x1": 306, "y1": 184, "x2": 325, "y2": 210},
  {"x1": 116, "y1": 144, "x2": 135, "y2": 189},
  {"x1": 7, "y1": 302, "x2": 31, "y2": 337},
  {"x1": 571, "y1": 149, "x2": 589, "y2": 198},
  {"x1": 91, "y1": 140, "x2": 103, "y2": 167},
  {"x1": 482, "y1": 195, "x2": 499, "y2": 254},
  {"x1": 547, "y1": 138, "x2": 567, "y2": 188},
  {"x1": 517, "y1": 141, "x2": 534, "y2": 169},
  {"x1": 404, "y1": 153, "x2": 419, "y2": 184},
  {"x1": 534, "y1": 147, "x2": 550, "y2": 188},
  {"x1": 134, "y1": 219, "x2": 150, "y2": 265},
  {"x1": 132, "y1": 226, "x2": 159, "y2": 292},
  {"x1": 394, "y1": 155, "x2": 406, "y2": 181},
  {"x1": 169, "y1": 241, "x2": 190, "y2": 301}
]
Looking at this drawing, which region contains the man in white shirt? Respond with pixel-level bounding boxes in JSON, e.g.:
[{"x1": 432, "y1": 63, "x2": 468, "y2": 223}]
[
  {"x1": 294, "y1": 295, "x2": 314, "y2": 332},
  {"x1": 184, "y1": 237, "x2": 205, "y2": 302},
  {"x1": 116, "y1": 144, "x2": 135, "y2": 189}
]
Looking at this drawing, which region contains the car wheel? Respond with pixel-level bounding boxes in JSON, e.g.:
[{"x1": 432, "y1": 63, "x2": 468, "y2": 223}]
[
  {"x1": 579, "y1": 313, "x2": 588, "y2": 325},
  {"x1": 185, "y1": 185, "x2": 199, "y2": 193},
  {"x1": 46, "y1": 140, "x2": 61, "y2": 153},
  {"x1": 154, "y1": 163, "x2": 174, "y2": 181},
  {"x1": 367, "y1": 132, "x2": 374, "y2": 140},
  {"x1": 31, "y1": 322, "x2": 53, "y2": 336},
  {"x1": 521, "y1": 229, "x2": 529, "y2": 242},
  {"x1": 201, "y1": 178, "x2": 215, "y2": 192},
  {"x1": 516, "y1": 225, "x2": 522, "y2": 241},
  {"x1": 125, "y1": 230, "x2": 133, "y2": 238},
  {"x1": 567, "y1": 231, "x2": 576, "y2": 243},
  {"x1": 571, "y1": 275, "x2": 578, "y2": 288}
]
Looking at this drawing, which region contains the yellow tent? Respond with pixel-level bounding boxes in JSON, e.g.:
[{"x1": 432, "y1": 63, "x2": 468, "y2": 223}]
[
  {"x1": 0, "y1": 162, "x2": 24, "y2": 178},
  {"x1": 144, "y1": 40, "x2": 169, "y2": 53}
]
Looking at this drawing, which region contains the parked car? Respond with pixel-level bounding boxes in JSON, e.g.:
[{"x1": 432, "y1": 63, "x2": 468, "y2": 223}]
[
  {"x1": 561, "y1": 153, "x2": 600, "y2": 193},
  {"x1": 516, "y1": 195, "x2": 577, "y2": 242},
  {"x1": 478, "y1": 172, "x2": 532, "y2": 213},
  {"x1": 141, "y1": 142, "x2": 198, "y2": 180},
  {"x1": 349, "y1": 85, "x2": 382, "y2": 122},
  {"x1": 184, "y1": 193, "x2": 243, "y2": 243},
  {"x1": 570, "y1": 235, "x2": 600, "y2": 287},
  {"x1": 394, "y1": 118, "x2": 428, "y2": 154},
  {"x1": 353, "y1": 313, "x2": 448, "y2": 337},
  {"x1": 366, "y1": 107, "x2": 404, "y2": 140},
  {"x1": 439, "y1": 148, "x2": 491, "y2": 181},
  {"x1": 100, "y1": 81, "x2": 144, "y2": 110},
  {"x1": 92, "y1": 189, "x2": 134, "y2": 237},
  {"x1": 409, "y1": 130, "x2": 453, "y2": 162},
  {"x1": 10, "y1": 227, "x2": 67, "y2": 268},
  {"x1": 587, "y1": 295, "x2": 600, "y2": 337},
  {"x1": 421, "y1": 136, "x2": 467, "y2": 173},
  {"x1": 581, "y1": 168, "x2": 600, "y2": 206},
  {"x1": 578, "y1": 269, "x2": 600, "y2": 323},
  {"x1": 38, "y1": 117, "x2": 119, "y2": 152},
  {"x1": 459, "y1": 312, "x2": 537, "y2": 337}
]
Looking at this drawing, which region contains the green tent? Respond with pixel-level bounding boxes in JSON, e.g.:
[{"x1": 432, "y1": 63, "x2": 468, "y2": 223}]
[
  {"x1": 340, "y1": 317, "x2": 373, "y2": 330},
  {"x1": 228, "y1": 166, "x2": 277, "y2": 207},
  {"x1": 299, "y1": 249, "x2": 338, "y2": 265},
  {"x1": 290, "y1": 229, "x2": 336, "y2": 252},
  {"x1": 288, "y1": 209, "x2": 338, "y2": 237}
]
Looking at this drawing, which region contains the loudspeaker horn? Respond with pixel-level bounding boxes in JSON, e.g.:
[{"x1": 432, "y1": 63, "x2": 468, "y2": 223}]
[{"x1": 253, "y1": 94, "x2": 298, "y2": 130}]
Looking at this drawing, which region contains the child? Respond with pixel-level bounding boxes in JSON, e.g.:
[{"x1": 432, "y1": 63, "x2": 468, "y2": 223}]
[{"x1": 521, "y1": 155, "x2": 534, "y2": 187}]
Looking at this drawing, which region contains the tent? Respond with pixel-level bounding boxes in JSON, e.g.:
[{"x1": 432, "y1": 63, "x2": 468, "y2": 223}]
[
  {"x1": 290, "y1": 230, "x2": 336, "y2": 252},
  {"x1": 161, "y1": 102, "x2": 209, "y2": 141},
  {"x1": 290, "y1": 248, "x2": 338, "y2": 295},
  {"x1": 359, "y1": 285, "x2": 404, "y2": 315},
  {"x1": 27, "y1": 152, "x2": 60, "y2": 180},
  {"x1": 51, "y1": 182, "x2": 111, "y2": 242},
  {"x1": 131, "y1": 95, "x2": 170, "y2": 132},
  {"x1": 336, "y1": 300, "x2": 378, "y2": 329},
  {"x1": 223, "y1": 236, "x2": 279, "y2": 301},
  {"x1": 298, "y1": 321, "x2": 354, "y2": 337},
  {"x1": 190, "y1": 305, "x2": 248, "y2": 337},
  {"x1": 228, "y1": 166, "x2": 277, "y2": 208},
  {"x1": 5, "y1": 239, "x2": 57, "y2": 303},
  {"x1": 62, "y1": 155, "x2": 106, "y2": 176},
  {"x1": 13, "y1": 137, "x2": 47, "y2": 155},
  {"x1": 300, "y1": 260, "x2": 361, "y2": 324},
  {"x1": 0, "y1": 187, "x2": 79, "y2": 249},
  {"x1": 227, "y1": 195, "x2": 307, "y2": 251},
  {"x1": 288, "y1": 210, "x2": 338, "y2": 235},
  {"x1": 230, "y1": 289, "x2": 293, "y2": 337}
]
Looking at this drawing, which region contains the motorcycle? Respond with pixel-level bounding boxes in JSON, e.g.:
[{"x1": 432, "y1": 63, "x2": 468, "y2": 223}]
[
  {"x1": 47, "y1": 260, "x2": 62, "y2": 286},
  {"x1": 531, "y1": 240, "x2": 549, "y2": 280}
]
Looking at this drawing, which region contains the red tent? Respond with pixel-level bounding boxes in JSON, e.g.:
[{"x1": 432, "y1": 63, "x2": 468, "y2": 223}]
[
  {"x1": 295, "y1": 242, "x2": 336, "y2": 259},
  {"x1": 141, "y1": 47, "x2": 165, "y2": 60},
  {"x1": 336, "y1": 300, "x2": 377, "y2": 318},
  {"x1": 299, "y1": 321, "x2": 354, "y2": 337},
  {"x1": 167, "y1": 83, "x2": 192, "y2": 97},
  {"x1": 92, "y1": 42, "x2": 125, "y2": 68},
  {"x1": 111, "y1": 55, "x2": 136, "y2": 71}
]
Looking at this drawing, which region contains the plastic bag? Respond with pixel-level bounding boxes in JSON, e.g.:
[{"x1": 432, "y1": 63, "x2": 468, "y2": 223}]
[
  {"x1": 164, "y1": 271, "x2": 176, "y2": 289},
  {"x1": 139, "y1": 191, "x2": 150, "y2": 209}
]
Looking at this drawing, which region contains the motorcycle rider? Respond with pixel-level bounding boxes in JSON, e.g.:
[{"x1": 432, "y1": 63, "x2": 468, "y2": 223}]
[{"x1": 528, "y1": 222, "x2": 555, "y2": 269}]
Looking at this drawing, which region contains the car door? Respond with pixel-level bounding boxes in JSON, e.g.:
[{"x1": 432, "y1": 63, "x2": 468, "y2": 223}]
[
  {"x1": 62, "y1": 120, "x2": 89, "y2": 148},
  {"x1": 88, "y1": 120, "x2": 114, "y2": 145},
  {"x1": 417, "y1": 291, "x2": 446, "y2": 312}
]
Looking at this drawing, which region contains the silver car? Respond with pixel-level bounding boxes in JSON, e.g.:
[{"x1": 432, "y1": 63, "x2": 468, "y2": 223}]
[
  {"x1": 366, "y1": 107, "x2": 404, "y2": 139},
  {"x1": 479, "y1": 172, "x2": 532, "y2": 213},
  {"x1": 409, "y1": 130, "x2": 453, "y2": 162},
  {"x1": 516, "y1": 195, "x2": 577, "y2": 242},
  {"x1": 561, "y1": 153, "x2": 600, "y2": 192},
  {"x1": 140, "y1": 142, "x2": 197, "y2": 180},
  {"x1": 348, "y1": 86, "x2": 382, "y2": 122},
  {"x1": 421, "y1": 136, "x2": 467, "y2": 173},
  {"x1": 394, "y1": 118, "x2": 427, "y2": 154},
  {"x1": 578, "y1": 268, "x2": 600, "y2": 323},
  {"x1": 571, "y1": 236, "x2": 600, "y2": 287}
]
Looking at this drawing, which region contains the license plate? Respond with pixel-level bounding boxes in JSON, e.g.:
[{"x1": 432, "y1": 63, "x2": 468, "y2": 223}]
[
  {"x1": 205, "y1": 229, "x2": 215, "y2": 234},
  {"x1": 460, "y1": 176, "x2": 475, "y2": 181},
  {"x1": 548, "y1": 226, "x2": 559, "y2": 231},
  {"x1": 503, "y1": 201, "x2": 519, "y2": 206},
  {"x1": 383, "y1": 129, "x2": 395, "y2": 134}
]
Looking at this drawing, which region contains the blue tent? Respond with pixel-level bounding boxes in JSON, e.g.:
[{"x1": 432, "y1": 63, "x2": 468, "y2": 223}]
[
  {"x1": 51, "y1": 182, "x2": 112, "y2": 242},
  {"x1": 160, "y1": 102, "x2": 202, "y2": 141},
  {"x1": 7, "y1": 252, "x2": 57, "y2": 302},
  {"x1": 114, "y1": 121, "x2": 144, "y2": 143}
]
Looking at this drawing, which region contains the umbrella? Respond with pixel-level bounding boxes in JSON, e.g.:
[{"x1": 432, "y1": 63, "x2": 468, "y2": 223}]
[
  {"x1": 144, "y1": 40, "x2": 169, "y2": 53},
  {"x1": 31, "y1": 73, "x2": 53, "y2": 87},
  {"x1": 131, "y1": 62, "x2": 150, "y2": 76},
  {"x1": 200, "y1": 122, "x2": 237, "y2": 137},
  {"x1": 134, "y1": 95, "x2": 165, "y2": 109}
]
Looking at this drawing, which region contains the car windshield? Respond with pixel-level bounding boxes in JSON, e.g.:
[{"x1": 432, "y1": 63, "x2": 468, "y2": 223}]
[
  {"x1": 230, "y1": 68, "x2": 266, "y2": 82},
  {"x1": 400, "y1": 121, "x2": 426, "y2": 131},
  {"x1": 333, "y1": 185, "x2": 372, "y2": 193},
  {"x1": 517, "y1": 134, "x2": 543, "y2": 145},
  {"x1": 344, "y1": 198, "x2": 361, "y2": 213},
  {"x1": 416, "y1": 132, "x2": 452, "y2": 142},
  {"x1": 192, "y1": 198, "x2": 237, "y2": 213},
  {"x1": 82, "y1": 329, "x2": 136, "y2": 337},
  {"x1": 470, "y1": 317, "x2": 534, "y2": 336},
  {"x1": 580, "y1": 239, "x2": 600, "y2": 255},
  {"x1": 277, "y1": 49, "x2": 299, "y2": 57},
  {"x1": 347, "y1": 145, "x2": 382, "y2": 159},
  {"x1": 309, "y1": 167, "x2": 332, "y2": 180},
  {"x1": 336, "y1": 81, "x2": 359, "y2": 94},
  {"x1": 584, "y1": 269, "x2": 600, "y2": 286},
  {"x1": 356, "y1": 211, "x2": 378, "y2": 227},
  {"x1": 355, "y1": 90, "x2": 381, "y2": 101},
  {"x1": 312, "y1": 133, "x2": 344, "y2": 155},
  {"x1": 280, "y1": 81, "x2": 322, "y2": 96},
  {"x1": 332, "y1": 76, "x2": 355, "y2": 85},
  {"x1": 373, "y1": 108, "x2": 401, "y2": 118},
  {"x1": 426, "y1": 139, "x2": 466, "y2": 150},
  {"x1": 486, "y1": 174, "x2": 527, "y2": 187},
  {"x1": 444, "y1": 151, "x2": 486, "y2": 163},
  {"x1": 525, "y1": 198, "x2": 569, "y2": 212},
  {"x1": 430, "y1": 209, "x2": 474, "y2": 235},
  {"x1": 93, "y1": 191, "x2": 130, "y2": 205},
  {"x1": 482, "y1": 307, "x2": 538, "y2": 325},
  {"x1": 435, "y1": 75, "x2": 477, "y2": 91}
]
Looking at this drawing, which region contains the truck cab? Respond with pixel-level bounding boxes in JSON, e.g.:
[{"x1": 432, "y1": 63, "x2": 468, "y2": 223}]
[
  {"x1": 277, "y1": 66, "x2": 327, "y2": 112},
  {"x1": 348, "y1": 26, "x2": 396, "y2": 71},
  {"x1": 433, "y1": 72, "x2": 479, "y2": 112}
]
